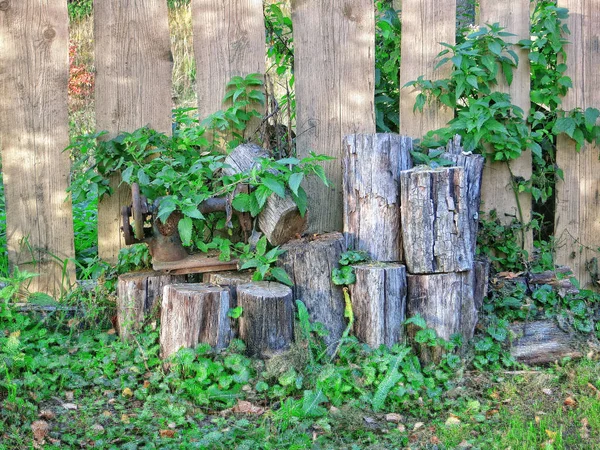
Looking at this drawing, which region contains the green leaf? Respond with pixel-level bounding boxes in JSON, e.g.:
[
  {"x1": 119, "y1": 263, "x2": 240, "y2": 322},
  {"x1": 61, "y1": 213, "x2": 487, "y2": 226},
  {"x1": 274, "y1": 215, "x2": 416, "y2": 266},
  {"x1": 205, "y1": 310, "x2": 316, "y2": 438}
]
[
  {"x1": 255, "y1": 236, "x2": 267, "y2": 256},
  {"x1": 137, "y1": 168, "x2": 150, "y2": 186},
  {"x1": 178, "y1": 217, "x2": 193, "y2": 246},
  {"x1": 182, "y1": 204, "x2": 204, "y2": 220},
  {"x1": 405, "y1": 314, "x2": 427, "y2": 329},
  {"x1": 301, "y1": 390, "x2": 328, "y2": 418},
  {"x1": 553, "y1": 116, "x2": 576, "y2": 138},
  {"x1": 288, "y1": 172, "x2": 303, "y2": 196},
  {"x1": 157, "y1": 196, "x2": 177, "y2": 223},
  {"x1": 261, "y1": 175, "x2": 286, "y2": 198},
  {"x1": 270, "y1": 267, "x2": 293, "y2": 286},
  {"x1": 228, "y1": 306, "x2": 243, "y2": 319},
  {"x1": 232, "y1": 193, "x2": 251, "y2": 212},
  {"x1": 291, "y1": 187, "x2": 308, "y2": 217}
]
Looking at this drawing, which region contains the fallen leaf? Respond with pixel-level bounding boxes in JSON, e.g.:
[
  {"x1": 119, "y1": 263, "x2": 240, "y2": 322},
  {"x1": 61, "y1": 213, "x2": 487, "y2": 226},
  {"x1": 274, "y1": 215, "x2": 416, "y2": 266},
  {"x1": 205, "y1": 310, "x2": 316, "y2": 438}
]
[
  {"x1": 91, "y1": 424, "x2": 105, "y2": 434},
  {"x1": 65, "y1": 391, "x2": 74, "y2": 401},
  {"x1": 397, "y1": 423, "x2": 406, "y2": 432},
  {"x1": 445, "y1": 416, "x2": 461, "y2": 426},
  {"x1": 587, "y1": 383, "x2": 600, "y2": 398},
  {"x1": 143, "y1": 380, "x2": 150, "y2": 389},
  {"x1": 580, "y1": 418, "x2": 590, "y2": 440},
  {"x1": 485, "y1": 409, "x2": 499, "y2": 418},
  {"x1": 102, "y1": 411, "x2": 112, "y2": 417},
  {"x1": 430, "y1": 436, "x2": 440, "y2": 445},
  {"x1": 535, "y1": 416, "x2": 541, "y2": 425},
  {"x1": 160, "y1": 430, "x2": 176, "y2": 438},
  {"x1": 564, "y1": 396, "x2": 577, "y2": 408},
  {"x1": 498, "y1": 271, "x2": 523, "y2": 279},
  {"x1": 107, "y1": 328, "x2": 116, "y2": 335},
  {"x1": 490, "y1": 391, "x2": 500, "y2": 400},
  {"x1": 38, "y1": 410, "x2": 55, "y2": 420},
  {"x1": 121, "y1": 414, "x2": 130, "y2": 424},
  {"x1": 62, "y1": 403, "x2": 78, "y2": 410},
  {"x1": 31, "y1": 420, "x2": 49, "y2": 442},
  {"x1": 122, "y1": 387, "x2": 133, "y2": 398},
  {"x1": 232, "y1": 400, "x2": 265, "y2": 415},
  {"x1": 413, "y1": 422, "x2": 424, "y2": 430},
  {"x1": 385, "y1": 413, "x2": 403, "y2": 423},
  {"x1": 546, "y1": 429, "x2": 557, "y2": 439}
]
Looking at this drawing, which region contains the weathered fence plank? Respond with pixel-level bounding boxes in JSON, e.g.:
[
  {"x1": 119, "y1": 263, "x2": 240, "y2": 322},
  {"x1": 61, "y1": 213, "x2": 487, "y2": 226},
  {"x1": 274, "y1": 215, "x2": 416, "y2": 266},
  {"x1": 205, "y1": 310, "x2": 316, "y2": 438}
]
[
  {"x1": 0, "y1": 0, "x2": 75, "y2": 295},
  {"x1": 399, "y1": 0, "x2": 456, "y2": 138},
  {"x1": 555, "y1": 0, "x2": 600, "y2": 289},
  {"x1": 294, "y1": 0, "x2": 376, "y2": 233},
  {"x1": 192, "y1": 0, "x2": 265, "y2": 137},
  {"x1": 95, "y1": 0, "x2": 173, "y2": 264},
  {"x1": 479, "y1": 0, "x2": 533, "y2": 252}
]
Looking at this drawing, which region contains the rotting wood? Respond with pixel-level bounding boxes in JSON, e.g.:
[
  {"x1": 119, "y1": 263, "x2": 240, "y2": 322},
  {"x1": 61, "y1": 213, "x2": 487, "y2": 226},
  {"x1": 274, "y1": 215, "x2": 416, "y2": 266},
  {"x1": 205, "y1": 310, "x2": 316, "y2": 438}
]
[
  {"x1": 95, "y1": 0, "x2": 173, "y2": 263},
  {"x1": 400, "y1": 166, "x2": 473, "y2": 274},
  {"x1": 510, "y1": 320, "x2": 583, "y2": 365},
  {"x1": 0, "y1": 0, "x2": 75, "y2": 295},
  {"x1": 343, "y1": 134, "x2": 413, "y2": 262},
  {"x1": 160, "y1": 284, "x2": 232, "y2": 359},
  {"x1": 349, "y1": 262, "x2": 407, "y2": 348},
  {"x1": 277, "y1": 232, "x2": 347, "y2": 350},
  {"x1": 237, "y1": 281, "x2": 294, "y2": 358},
  {"x1": 293, "y1": 0, "x2": 376, "y2": 233}
]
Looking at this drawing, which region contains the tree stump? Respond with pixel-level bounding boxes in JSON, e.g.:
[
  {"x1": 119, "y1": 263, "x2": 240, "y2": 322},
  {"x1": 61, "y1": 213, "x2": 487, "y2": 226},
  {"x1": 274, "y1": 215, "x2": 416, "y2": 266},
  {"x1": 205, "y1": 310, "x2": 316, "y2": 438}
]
[
  {"x1": 224, "y1": 143, "x2": 307, "y2": 245},
  {"x1": 203, "y1": 271, "x2": 254, "y2": 307},
  {"x1": 510, "y1": 320, "x2": 583, "y2": 365},
  {"x1": 406, "y1": 271, "x2": 476, "y2": 363},
  {"x1": 117, "y1": 271, "x2": 185, "y2": 341},
  {"x1": 237, "y1": 282, "x2": 294, "y2": 358},
  {"x1": 349, "y1": 262, "x2": 407, "y2": 348},
  {"x1": 400, "y1": 166, "x2": 473, "y2": 273},
  {"x1": 160, "y1": 284, "x2": 231, "y2": 359},
  {"x1": 277, "y1": 232, "x2": 346, "y2": 349},
  {"x1": 343, "y1": 134, "x2": 413, "y2": 261}
]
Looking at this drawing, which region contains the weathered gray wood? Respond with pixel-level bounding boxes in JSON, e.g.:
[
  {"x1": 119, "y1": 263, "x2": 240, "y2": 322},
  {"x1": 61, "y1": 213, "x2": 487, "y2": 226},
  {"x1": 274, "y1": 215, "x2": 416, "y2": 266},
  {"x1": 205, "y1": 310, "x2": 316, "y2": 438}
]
[
  {"x1": 294, "y1": 0, "x2": 376, "y2": 233},
  {"x1": 0, "y1": 0, "x2": 75, "y2": 295},
  {"x1": 528, "y1": 267, "x2": 579, "y2": 295},
  {"x1": 461, "y1": 258, "x2": 490, "y2": 341},
  {"x1": 407, "y1": 271, "x2": 476, "y2": 363},
  {"x1": 441, "y1": 136, "x2": 485, "y2": 257},
  {"x1": 222, "y1": 143, "x2": 269, "y2": 176},
  {"x1": 277, "y1": 232, "x2": 347, "y2": 349},
  {"x1": 160, "y1": 284, "x2": 231, "y2": 359},
  {"x1": 203, "y1": 271, "x2": 253, "y2": 307},
  {"x1": 400, "y1": 167, "x2": 473, "y2": 274},
  {"x1": 343, "y1": 134, "x2": 413, "y2": 262},
  {"x1": 117, "y1": 271, "x2": 185, "y2": 341},
  {"x1": 95, "y1": 0, "x2": 173, "y2": 263},
  {"x1": 510, "y1": 320, "x2": 583, "y2": 365},
  {"x1": 349, "y1": 262, "x2": 407, "y2": 348},
  {"x1": 237, "y1": 281, "x2": 294, "y2": 358}
]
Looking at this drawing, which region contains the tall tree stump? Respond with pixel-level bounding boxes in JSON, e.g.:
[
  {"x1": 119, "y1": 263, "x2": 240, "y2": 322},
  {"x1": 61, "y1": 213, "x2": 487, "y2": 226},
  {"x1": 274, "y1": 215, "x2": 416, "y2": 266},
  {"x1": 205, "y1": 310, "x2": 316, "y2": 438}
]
[
  {"x1": 349, "y1": 263, "x2": 407, "y2": 348},
  {"x1": 117, "y1": 271, "x2": 185, "y2": 341},
  {"x1": 406, "y1": 271, "x2": 476, "y2": 363},
  {"x1": 277, "y1": 233, "x2": 346, "y2": 349},
  {"x1": 160, "y1": 284, "x2": 231, "y2": 359},
  {"x1": 343, "y1": 134, "x2": 413, "y2": 262},
  {"x1": 400, "y1": 166, "x2": 473, "y2": 273},
  {"x1": 237, "y1": 282, "x2": 294, "y2": 358}
]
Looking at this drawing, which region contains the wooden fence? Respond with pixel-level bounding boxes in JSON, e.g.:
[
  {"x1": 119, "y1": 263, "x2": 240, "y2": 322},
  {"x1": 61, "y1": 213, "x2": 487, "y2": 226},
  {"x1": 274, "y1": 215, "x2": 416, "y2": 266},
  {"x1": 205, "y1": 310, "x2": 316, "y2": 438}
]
[{"x1": 0, "y1": 0, "x2": 598, "y2": 295}]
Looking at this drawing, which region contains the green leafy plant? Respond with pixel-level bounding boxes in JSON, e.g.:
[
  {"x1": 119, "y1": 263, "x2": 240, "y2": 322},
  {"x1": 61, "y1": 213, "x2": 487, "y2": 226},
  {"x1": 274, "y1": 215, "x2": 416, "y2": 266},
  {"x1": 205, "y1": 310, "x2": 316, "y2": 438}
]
[{"x1": 238, "y1": 235, "x2": 292, "y2": 285}]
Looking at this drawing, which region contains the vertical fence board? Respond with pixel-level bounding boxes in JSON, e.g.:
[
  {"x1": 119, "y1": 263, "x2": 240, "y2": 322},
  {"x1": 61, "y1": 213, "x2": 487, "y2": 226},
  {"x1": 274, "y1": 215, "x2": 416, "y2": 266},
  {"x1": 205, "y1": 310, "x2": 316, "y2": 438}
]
[
  {"x1": 0, "y1": 0, "x2": 75, "y2": 295},
  {"x1": 192, "y1": 0, "x2": 265, "y2": 133},
  {"x1": 399, "y1": 0, "x2": 455, "y2": 138},
  {"x1": 479, "y1": 1, "x2": 533, "y2": 252},
  {"x1": 555, "y1": 0, "x2": 600, "y2": 288},
  {"x1": 293, "y1": 0, "x2": 376, "y2": 233},
  {"x1": 94, "y1": 0, "x2": 173, "y2": 263}
]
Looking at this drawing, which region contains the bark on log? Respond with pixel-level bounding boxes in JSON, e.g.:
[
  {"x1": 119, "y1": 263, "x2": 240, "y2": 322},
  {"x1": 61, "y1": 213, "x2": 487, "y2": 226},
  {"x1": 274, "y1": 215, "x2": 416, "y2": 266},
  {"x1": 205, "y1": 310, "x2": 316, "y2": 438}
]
[
  {"x1": 343, "y1": 134, "x2": 413, "y2": 262},
  {"x1": 160, "y1": 284, "x2": 231, "y2": 359},
  {"x1": 117, "y1": 271, "x2": 185, "y2": 341},
  {"x1": 400, "y1": 166, "x2": 473, "y2": 273},
  {"x1": 528, "y1": 267, "x2": 579, "y2": 295},
  {"x1": 510, "y1": 320, "x2": 583, "y2": 365},
  {"x1": 349, "y1": 262, "x2": 407, "y2": 348},
  {"x1": 461, "y1": 258, "x2": 491, "y2": 341},
  {"x1": 407, "y1": 271, "x2": 476, "y2": 363},
  {"x1": 237, "y1": 282, "x2": 294, "y2": 358},
  {"x1": 224, "y1": 143, "x2": 307, "y2": 245},
  {"x1": 277, "y1": 232, "x2": 347, "y2": 349},
  {"x1": 203, "y1": 271, "x2": 254, "y2": 307},
  {"x1": 441, "y1": 135, "x2": 485, "y2": 257}
]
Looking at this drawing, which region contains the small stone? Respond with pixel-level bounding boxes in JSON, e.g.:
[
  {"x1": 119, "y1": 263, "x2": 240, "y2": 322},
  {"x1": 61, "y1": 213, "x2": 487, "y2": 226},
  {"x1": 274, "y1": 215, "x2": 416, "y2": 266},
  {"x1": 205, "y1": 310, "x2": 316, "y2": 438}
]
[
  {"x1": 385, "y1": 413, "x2": 403, "y2": 423},
  {"x1": 62, "y1": 403, "x2": 78, "y2": 410},
  {"x1": 413, "y1": 422, "x2": 424, "y2": 430},
  {"x1": 397, "y1": 423, "x2": 406, "y2": 433}
]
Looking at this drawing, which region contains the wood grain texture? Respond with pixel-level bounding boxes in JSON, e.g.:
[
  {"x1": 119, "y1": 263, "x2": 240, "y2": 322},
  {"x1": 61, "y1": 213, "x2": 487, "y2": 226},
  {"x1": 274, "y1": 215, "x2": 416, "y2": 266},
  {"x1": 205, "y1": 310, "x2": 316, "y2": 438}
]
[
  {"x1": 94, "y1": 0, "x2": 173, "y2": 264},
  {"x1": 349, "y1": 262, "x2": 407, "y2": 348},
  {"x1": 277, "y1": 232, "x2": 347, "y2": 349},
  {"x1": 293, "y1": 0, "x2": 376, "y2": 233},
  {"x1": 237, "y1": 281, "x2": 294, "y2": 358},
  {"x1": 192, "y1": 0, "x2": 265, "y2": 135},
  {"x1": 510, "y1": 320, "x2": 583, "y2": 365},
  {"x1": 117, "y1": 271, "x2": 185, "y2": 341},
  {"x1": 0, "y1": 0, "x2": 75, "y2": 295},
  {"x1": 479, "y1": 0, "x2": 533, "y2": 252},
  {"x1": 555, "y1": 0, "x2": 600, "y2": 289},
  {"x1": 343, "y1": 134, "x2": 413, "y2": 262},
  {"x1": 400, "y1": 167, "x2": 473, "y2": 273},
  {"x1": 399, "y1": 0, "x2": 455, "y2": 138},
  {"x1": 160, "y1": 283, "x2": 232, "y2": 359}
]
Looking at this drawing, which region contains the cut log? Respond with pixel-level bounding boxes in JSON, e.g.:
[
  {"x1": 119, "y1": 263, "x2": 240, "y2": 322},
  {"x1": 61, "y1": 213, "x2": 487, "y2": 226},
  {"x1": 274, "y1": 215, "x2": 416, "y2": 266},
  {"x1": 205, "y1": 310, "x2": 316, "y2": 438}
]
[
  {"x1": 343, "y1": 134, "x2": 413, "y2": 262},
  {"x1": 277, "y1": 232, "x2": 347, "y2": 349},
  {"x1": 236, "y1": 282, "x2": 294, "y2": 358},
  {"x1": 348, "y1": 262, "x2": 407, "y2": 348},
  {"x1": 400, "y1": 166, "x2": 473, "y2": 273},
  {"x1": 406, "y1": 271, "x2": 476, "y2": 363},
  {"x1": 529, "y1": 267, "x2": 579, "y2": 295},
  {"x1": 160, "y1": 284, "x2": 231, "y2": 359},
  {"x1": 117, "y1": 271, "x2": 185, "y2": 341},
  {"x1": 203, "y1": 271, "x2": 254, "y2": 307},
  {"x1": 510, "y1": 320, "x2": 583, "y2": 365},
  {"x1": 224, "y1": 143, "x2": 307, "y2": 245},
  {"x1": 441, "y1": 135, "x2": 485, "y2": 257}
]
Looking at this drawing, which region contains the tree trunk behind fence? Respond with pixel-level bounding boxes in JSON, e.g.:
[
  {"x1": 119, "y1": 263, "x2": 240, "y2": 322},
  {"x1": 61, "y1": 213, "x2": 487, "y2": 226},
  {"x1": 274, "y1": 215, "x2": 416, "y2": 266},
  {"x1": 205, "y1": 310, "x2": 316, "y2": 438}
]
[
  {"x1": 555, "y1": 0, "x2": 600, "y2": 290},
  {"x1": 0, "y1": 0, "x2": 75, "y2": 295},
  {"x1": 343, "y1": 134, "x2": 413, "y2": 262},
  {"x1": 293, "y1": 0, "x2": 376, "y2": 233},
  {"x1": 95, "y1": 0, "x2": 173, "y2": 264}
]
